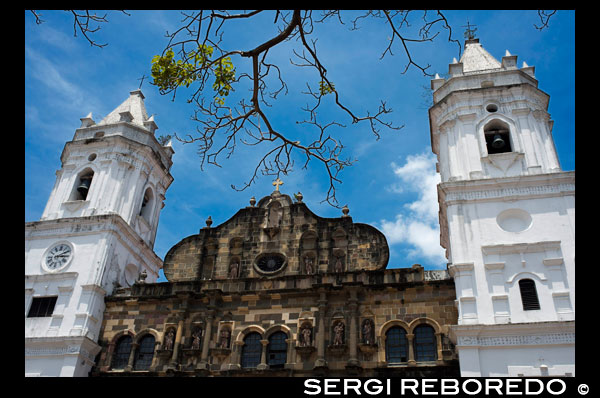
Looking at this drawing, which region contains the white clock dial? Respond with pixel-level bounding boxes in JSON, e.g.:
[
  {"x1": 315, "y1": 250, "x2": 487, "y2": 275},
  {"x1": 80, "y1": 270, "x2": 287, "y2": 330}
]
[{"x1": 44, "y1": 243, "x2": 73, "y2": 271}]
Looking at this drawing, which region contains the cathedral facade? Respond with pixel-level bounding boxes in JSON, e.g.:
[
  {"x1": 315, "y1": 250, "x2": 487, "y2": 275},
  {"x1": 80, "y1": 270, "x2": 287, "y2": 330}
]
[
  {"x1": 91, "y1": 189, "x2": 459, "y2": 376},
  {"x1": 25, "y1": 34, "x2": 574, "y2": 378}
]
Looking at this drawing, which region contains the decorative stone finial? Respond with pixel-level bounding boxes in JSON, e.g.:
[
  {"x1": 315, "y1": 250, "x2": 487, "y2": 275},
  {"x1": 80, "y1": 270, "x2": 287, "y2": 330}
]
[
  {"x1": 249, "y1": 196, "x2": 256, "y2": 207},
  {"x1": 80, "y1": 112, "x2": 95, "y2": 128},
  {"x1": 294, "y1": 192, "x2": 303, "y2": 203},
  {"x1": 341, "y1": 205, "x2": 350, "y2": 217},
  {"x1": 205, "y1": 216, "x2": 213, "y2": 228}
]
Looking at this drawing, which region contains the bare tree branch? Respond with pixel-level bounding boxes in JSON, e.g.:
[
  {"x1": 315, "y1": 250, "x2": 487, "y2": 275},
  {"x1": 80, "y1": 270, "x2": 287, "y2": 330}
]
[
  {"x1": 29, "y1": 10, "x2": 130, "y2": 48},
  {"x1": 534, "y1": 10, "x2": 557, "y2": 31},
  {"x1": 149, "y1": 10, "x2": 462, "y2": 206}
]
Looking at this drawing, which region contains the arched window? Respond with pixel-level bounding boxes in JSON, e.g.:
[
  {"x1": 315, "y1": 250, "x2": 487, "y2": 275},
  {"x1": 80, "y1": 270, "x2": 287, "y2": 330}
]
[
  {"x1": 133, "y1": 334, "x2": 155, "y2": 370},
  {"x1": 267, "y1": 331, "x2": 287, "y2": 368},
  {"x1": 385, "y1": 326, "x2": 408, "y2": 363},
  {"x1": 111, "y1": 335, "x2": 132, "y2": 369},
  {"x1": 139, "y1": 187, "x2": 154, "y2": 223},
  {"x1": 484, "y1": 119, "x2": 512, "y2": 154},
  {"x1": 71, "y1": 168, "x2": 94, "y2": 201},
  {"x1": 519, "y1": 278, "x2": 541, "y2": 311},
  {"x1": 241, "y1": 332, "x2": 262, "y2": 369},
  {"x1": 413, "y1": 325, "x2": 437, "y2": 362}
]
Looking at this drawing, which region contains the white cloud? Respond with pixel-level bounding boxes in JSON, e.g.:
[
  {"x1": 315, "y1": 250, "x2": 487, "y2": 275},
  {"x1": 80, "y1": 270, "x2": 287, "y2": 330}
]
[{"x1": 379, "y1": 151, "x2": 446, "y2": 267}]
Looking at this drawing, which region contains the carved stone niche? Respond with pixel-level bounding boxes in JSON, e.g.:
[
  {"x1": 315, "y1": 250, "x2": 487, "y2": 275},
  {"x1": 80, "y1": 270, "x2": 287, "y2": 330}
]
[
  {"x1": 210, "y1": 321, "x2": 234, "y2": 358},
  {"x1": 157, "y1": 326, "x2": 177, "y2": 357},
  {"x1": 300, "y1": 230, "x2": 318, "y2": 275},
  {"x1": 331, "y1": 249, "x2": 346, "y2": 273},
  {"x1": 183, "y1": 323, "x2": 203, "y2": 356},
  {"x1": 358, "y1": 318, "x2": 377, "y2": 355},
  {"x1": 264, "y1": 201, "x2": 283, "y2": 239},
  {"x1": 295, "y1": 320, "x2": 316, "y2": 357},
  {"x1": 327, "y1": 319, "x2": 347, "y2": 356},
  {"x1": 228, "y1": 257, "x2": 241, "y2": 279},
  {"x1": 301, "y1": 252, "x2": 317, "y2": 275}
]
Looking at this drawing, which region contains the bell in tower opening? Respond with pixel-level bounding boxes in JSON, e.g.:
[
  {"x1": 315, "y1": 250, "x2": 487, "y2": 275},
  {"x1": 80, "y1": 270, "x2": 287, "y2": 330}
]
[
  {"x1": 76, "y1": 173, "x2": 93, "y2": 200},
  {"x1": 484, "y1": 120, "x2": 512, "y2": 154}
]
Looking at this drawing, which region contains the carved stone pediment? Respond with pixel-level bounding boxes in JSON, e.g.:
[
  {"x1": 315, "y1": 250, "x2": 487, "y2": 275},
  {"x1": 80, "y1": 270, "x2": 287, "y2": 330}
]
[{"x1": 163, "y1": 190, "x2": 389, "y2": 282}]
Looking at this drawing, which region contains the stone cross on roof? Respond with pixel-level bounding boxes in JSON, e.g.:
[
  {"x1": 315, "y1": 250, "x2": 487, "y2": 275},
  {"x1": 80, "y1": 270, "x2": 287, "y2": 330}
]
[{"x1": 272, "y1": 177, "x2": 284, "y2": 191}]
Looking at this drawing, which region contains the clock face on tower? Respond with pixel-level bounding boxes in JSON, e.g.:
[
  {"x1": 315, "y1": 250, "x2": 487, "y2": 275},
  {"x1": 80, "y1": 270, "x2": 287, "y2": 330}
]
[{"x1": 43, "y1": 242, "x2": 73, "y2": 272}]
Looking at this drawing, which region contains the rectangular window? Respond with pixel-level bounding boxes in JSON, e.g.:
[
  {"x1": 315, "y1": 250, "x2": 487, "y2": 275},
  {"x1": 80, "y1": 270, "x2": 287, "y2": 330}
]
[{"x1": 27, "y1": 296, "x2": 58, "y2": 318}]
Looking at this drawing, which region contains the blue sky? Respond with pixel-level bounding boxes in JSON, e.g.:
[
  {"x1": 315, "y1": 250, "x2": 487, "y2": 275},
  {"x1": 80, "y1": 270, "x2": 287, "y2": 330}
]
[{"x1": 25, "y1": 10, "x2": 574, "y2": 281}]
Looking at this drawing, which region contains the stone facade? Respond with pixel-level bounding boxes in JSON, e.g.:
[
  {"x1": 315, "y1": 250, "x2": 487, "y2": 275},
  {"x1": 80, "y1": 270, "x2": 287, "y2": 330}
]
[{"x1": 91, "y1": 191, "x2": 459, "y2": 377}]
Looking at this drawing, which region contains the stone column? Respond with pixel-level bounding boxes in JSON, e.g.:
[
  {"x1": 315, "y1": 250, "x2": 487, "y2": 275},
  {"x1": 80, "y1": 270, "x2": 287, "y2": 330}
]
[
  {"x1": 257, "y1": 339, "x2": 269, "y2": 370},
  {"x1": 314, "y1": 291, "x2": 328, "y2": 368},
  {"x1": 435, "y1": 332, "x2": 444, "y2": 364},
  {"x1": 407, "y1": 334, "x2": 416, "y2": 366},
  {"x1": 347, "y1": 289, "x2": 359, "y2": 367},
  {"x1": 285, "y1": 338, "x2": 295, "y2": 367},
  {"x1": 228, "y1": 340, "x2": 243, "y2": 370},
  {"x1": 125, "y1": 342, "x2": 138, "y2": 371},
  {"x1": 198, "y1": 311, "x2": 214, "y2": 370},
  {"x1": 102, "y1": 342, "x2": 116, "y2": 371},
  {"x1": 169, "y1": 319, "x2": 184, "y2": 368}
]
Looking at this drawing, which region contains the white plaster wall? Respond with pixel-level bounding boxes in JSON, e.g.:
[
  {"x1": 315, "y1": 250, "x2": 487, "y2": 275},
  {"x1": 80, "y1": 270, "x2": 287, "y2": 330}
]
[
  {"x1": 447, "y1": 192, "x2": 574, "y2": 325},
  {"x1": 477, "y1": 345, "x2": 575, "y2": 377}
]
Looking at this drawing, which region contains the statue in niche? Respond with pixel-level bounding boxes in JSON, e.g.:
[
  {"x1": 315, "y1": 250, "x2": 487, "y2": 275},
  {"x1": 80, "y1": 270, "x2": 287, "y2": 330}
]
[
  {"x1": 333, "y1": 321, "x2": 345, "y2": 346},
  {"x1": 229, "y1": 262, "x2": 239, "y2": 279},
  {"x1": 304, "y1": 256, "x2": 314, "y2": 275},
  {"x1": 164, "y1": 329, "x2": 175, "y2": 351},
  {"x1": 362, "y1": 319, "x2": 374, "y2": 345},
  {"x1": 191, "y1": 328, "x2": 202, "y2": 350},
  {"x1": 219, "y1": 328, "x2": 231, "y2": 349},
  {"x1": 334, "y1": 256, "x2": 344, "y2": 273},
  {"x1": 300, "y1": 324, "x2": 312, "y2": 347},
  {"x1": 267, "y1": 202, "x2": 282, "y2": 228}
]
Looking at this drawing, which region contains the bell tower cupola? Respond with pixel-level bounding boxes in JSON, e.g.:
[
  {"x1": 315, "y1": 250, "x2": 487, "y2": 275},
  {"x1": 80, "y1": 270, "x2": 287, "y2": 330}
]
[
  {"x1": 40, "y1": 89, "x2": 174, "y2": 248},
  {"x1": 429, "y1": 32, "x2": 561, "y2": 183}
]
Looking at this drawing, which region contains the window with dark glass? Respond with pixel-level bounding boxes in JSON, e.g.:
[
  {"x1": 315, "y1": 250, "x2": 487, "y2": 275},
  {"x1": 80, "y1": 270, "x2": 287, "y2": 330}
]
[
  {"x1": 414, "y1": 325, "x2": 437, "y2": 362},
  {"x1": 267, "y1": 331, "x2": 287, "y2": 368},
  {"x1": 133, "y1": 335, "x2": 155, "y2": 370},
  {"x1": 111, "y1": 335, "x2": 132, "y2": 369},
  {"x1": 241, "y1": 332, "x2": 262, "y2": 369},
  {"x1": 519, "y1": 279, "x2": 541, "y2": 311},
  {"x1": 27, "y1": 296, "x2": 58, "y2": 318},
  {"x1": 385, "y1": 326, "x2": 408, "y2": 363}
]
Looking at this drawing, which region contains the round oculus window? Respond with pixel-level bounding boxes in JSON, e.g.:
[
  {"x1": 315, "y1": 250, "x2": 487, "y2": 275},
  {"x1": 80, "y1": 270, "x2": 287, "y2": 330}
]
[
  {"x1": 254, "y1": 253, "x2": 287, "y2": 274},
  {"x1": 496, "y1": 209, "x2": 532, "y2": 233}
]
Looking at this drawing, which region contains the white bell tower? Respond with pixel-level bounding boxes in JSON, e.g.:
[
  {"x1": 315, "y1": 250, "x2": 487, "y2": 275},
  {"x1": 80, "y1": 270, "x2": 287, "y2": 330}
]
[
  {"x1": 25, "y1": 90, "x2": 174, "y2": 376},
  {"x1": 429, "y1": 34, "x2": 575, "y2": 376}
]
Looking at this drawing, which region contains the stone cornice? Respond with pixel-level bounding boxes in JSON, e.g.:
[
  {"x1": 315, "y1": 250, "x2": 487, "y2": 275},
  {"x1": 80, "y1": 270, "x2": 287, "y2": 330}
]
[
  {"x1": 450, "y1": 321, "x2": 575, "y2": 347},
  {"x1": 62, "y1": 134, "x2": 173, "y2": 185},
  {"x1": 72, "y1": 121, "x2": 173, "y2": 170},
  {"x1": 108, "y1": 268, "x2": 454, "y2": 301},
  {"x1": 438, "y1": 171, "x2": 574, "y2": 205},
  {"x1": 25, "y1": 335, "x2": 102, "y2": 361}
]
